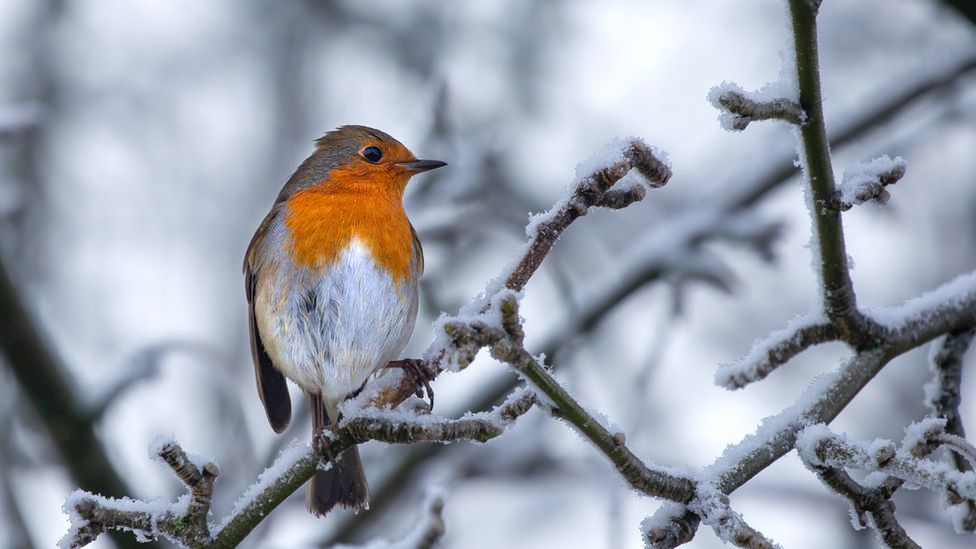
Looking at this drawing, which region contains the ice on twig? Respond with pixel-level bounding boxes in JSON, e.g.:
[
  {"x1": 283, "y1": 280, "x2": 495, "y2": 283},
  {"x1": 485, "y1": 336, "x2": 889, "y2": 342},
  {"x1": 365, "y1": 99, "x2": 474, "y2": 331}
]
[
  {"x1": 214, "y1": 439, "x2": 310, "y2": 533},
  {"x1": 708, "y1": 81, "x2": 805, "y2": 131},
  {"x1": 690, "y1": 482, "x2": 782, "y2": 549},
  {"x1": 834, "y1": 155, "x2": 907, "y2": 210},
  {"x1": 715, "y1": 312, "x2": 831, "y2": 390}
]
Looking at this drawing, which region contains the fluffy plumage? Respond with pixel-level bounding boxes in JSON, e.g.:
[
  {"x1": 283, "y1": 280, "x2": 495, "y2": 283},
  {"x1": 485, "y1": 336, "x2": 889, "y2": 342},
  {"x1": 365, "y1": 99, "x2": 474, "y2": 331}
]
[{"x1": 244, "y1": 125, "x2": 440, "y2": 516}]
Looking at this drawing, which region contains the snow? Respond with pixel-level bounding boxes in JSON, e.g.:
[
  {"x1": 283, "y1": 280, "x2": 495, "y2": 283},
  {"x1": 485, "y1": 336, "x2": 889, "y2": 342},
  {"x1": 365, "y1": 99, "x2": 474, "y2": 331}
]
[
  {"x1": 213, "y1": 439, "x2": 311, "y2": 533},
  {"x1": 640, "y1": 502, "x2": 688, "y2": 544},
  {"x1": 866, "y1": 270, "x2": 976, "y2": 329},
  {"x1": 59, "y1": 490, "x2": 174, "y2": 549},
  {"x1": 147, "y1": 434, "x2": 177, "y2": 461},
  {"x1": 689, "y1": 482, "x2": 782, "y2": 549},
  {"x1": 524, "y1": 136, "x2": 668, "y2": 240},
  {"x1": 428, "y1": 288, "x2": 522, "y2": 372},
  {"x1": 898, "y1": 417, "x2": 945, "y2": 456},
  {"x1": 706, "y1": 41, "x2": 800, "y2": 133},
  {"x1": 836, "y1": 155, "x2": 907, "y2": 207},
  {"x1": 706, "y1": 368, "x2": 843, "y2": 480},
  {"x1": 339, "y1": 385, "x2": 535, "y2": 436},
  {"x1": 714, "y1": 311, "x2": 827, "y2": 389}
]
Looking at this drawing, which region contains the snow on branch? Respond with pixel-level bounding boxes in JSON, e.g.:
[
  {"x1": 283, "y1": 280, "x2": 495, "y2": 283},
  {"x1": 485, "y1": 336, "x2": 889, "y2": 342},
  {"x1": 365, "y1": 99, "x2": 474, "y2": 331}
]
[
  {"x1": 642, "y1": 504, "x2": 700, "y2": 549},
  {"x1": 833, "y1": 155, "x2": 908, "y2": 211},
  {"x1": 926, "y1": 329, "x2": 976, "y2": 532},
  {"x1": 61, "y1": 439, "x2": 220, "y2": 548},
  {"x1": 437, "y1": 293, "x2": 698, "y2": 504},
  {"x1": 707, "y1": 82, "x2": 806, "y2": 131},
  {"x1": 63, "y1": 392, "x2": 537, "y2": 549},
  {"x1": 715, "y1": 313, "x2": 836, "y2": 390},
  {"x1": 797, "y1": 421, "x2": 976, "y2": 535},
  {"x1": 689, "y1": 484, "x2": 780, "y2": 549},
  {"x1": 372, "y1": 136, "x2": 672, "y2": 410}
]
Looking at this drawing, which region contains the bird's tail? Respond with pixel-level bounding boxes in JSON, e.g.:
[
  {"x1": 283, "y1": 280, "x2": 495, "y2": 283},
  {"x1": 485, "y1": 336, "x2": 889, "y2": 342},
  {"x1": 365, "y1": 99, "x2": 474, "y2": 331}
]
[{"x1": 307, "y1": 393, "x2": 369, "y2": 516}]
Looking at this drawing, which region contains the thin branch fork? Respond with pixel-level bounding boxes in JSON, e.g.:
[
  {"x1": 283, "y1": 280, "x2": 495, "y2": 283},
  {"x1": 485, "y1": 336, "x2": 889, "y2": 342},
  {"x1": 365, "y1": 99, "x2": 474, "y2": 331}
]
[
  {"x1": 797, "y1": 421, "x2": 976, "y2": 545},
  {"x1": 64, "y1": 441, "x2": 220, "y2": 549},
  {"x1": 797, "y1": 420, "x2": 951, "y2": 549},
  {"x1": 927, "y1": 328, "x2": 976, "y2": 531},
  {"x1": 62, "y1": 391, "x2": 538, "y2": 549}
]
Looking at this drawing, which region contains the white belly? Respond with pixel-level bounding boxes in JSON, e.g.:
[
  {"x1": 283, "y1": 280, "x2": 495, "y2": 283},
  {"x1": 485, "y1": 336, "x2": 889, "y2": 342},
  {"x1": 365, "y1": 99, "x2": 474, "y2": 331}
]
[{"x1": 256, "y1": 239, "x2": 419, "y2": 402}]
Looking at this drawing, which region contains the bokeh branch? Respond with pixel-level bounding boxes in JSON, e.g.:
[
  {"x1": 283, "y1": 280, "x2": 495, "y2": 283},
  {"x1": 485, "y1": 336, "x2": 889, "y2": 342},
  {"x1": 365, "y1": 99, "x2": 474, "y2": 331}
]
[{"x1": 0, "y1": 260, "x2": 150, "y2": 549}]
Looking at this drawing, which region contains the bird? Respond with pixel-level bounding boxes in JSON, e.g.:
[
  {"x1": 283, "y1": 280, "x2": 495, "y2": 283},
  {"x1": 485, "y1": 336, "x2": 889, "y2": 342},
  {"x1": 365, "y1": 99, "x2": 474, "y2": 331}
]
[{"x1": 243, "y1": 125, "x2": 445, "y2": 516}]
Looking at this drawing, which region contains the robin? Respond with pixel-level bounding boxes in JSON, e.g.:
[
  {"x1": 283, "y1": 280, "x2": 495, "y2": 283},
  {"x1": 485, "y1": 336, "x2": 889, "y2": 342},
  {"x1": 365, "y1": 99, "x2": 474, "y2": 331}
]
[{"x1": 244, "y1": 125, "x2": 445, "y2": 516}]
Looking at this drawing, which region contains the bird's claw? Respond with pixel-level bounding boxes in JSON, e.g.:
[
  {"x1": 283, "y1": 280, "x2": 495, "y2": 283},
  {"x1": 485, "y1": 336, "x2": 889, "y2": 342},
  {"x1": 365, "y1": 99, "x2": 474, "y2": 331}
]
[{"x1": 386, "y1": 358, "x2": 436, "y2": 411}]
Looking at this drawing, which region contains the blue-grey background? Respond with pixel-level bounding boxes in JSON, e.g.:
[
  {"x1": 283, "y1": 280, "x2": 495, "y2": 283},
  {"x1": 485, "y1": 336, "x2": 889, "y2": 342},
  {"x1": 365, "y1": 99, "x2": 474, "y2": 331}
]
[{"x1": 1, "y1": 0, "x2": 975, "y2": 547}]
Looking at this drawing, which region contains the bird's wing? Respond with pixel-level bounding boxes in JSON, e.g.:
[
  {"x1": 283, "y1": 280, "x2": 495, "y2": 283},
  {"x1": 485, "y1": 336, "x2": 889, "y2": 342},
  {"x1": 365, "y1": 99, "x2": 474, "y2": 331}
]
[{"x1": 244, "y1": 210, "x2": 292, "y2": 433}]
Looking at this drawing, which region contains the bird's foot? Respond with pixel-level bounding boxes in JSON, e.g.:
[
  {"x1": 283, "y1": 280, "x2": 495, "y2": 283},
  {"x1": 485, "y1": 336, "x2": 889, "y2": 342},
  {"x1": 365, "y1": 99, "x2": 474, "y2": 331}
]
[{"x1": 386, "y1": 358, "x2": 436, "y2": 411}]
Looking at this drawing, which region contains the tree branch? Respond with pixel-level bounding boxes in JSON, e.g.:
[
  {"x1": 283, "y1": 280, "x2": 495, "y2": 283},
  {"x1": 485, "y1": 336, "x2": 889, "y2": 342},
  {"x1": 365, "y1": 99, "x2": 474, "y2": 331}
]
[
  {"x1": 372, "y1": 137, "x2": 672, "y2": 409},
  {"x1": 926, "y1": 328, "x2": 976, "y2": 532},
  {"x1": 787, "y1": 0, "x2": 875, "y2": 343},
  {"x1": 715, "y1": 314, "x2": 837, "y2": 389},
  {"x1": 62, "y1": 390, "x2": 537, "y2": 549},
  {"x1": 327, "y1": 52, "x2": 976, "y2": 545}
]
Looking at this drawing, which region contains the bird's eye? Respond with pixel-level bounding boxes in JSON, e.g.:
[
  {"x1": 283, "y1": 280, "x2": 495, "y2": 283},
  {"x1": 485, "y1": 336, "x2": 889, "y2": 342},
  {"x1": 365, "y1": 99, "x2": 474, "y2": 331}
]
[{"x1": 362, "y1": 146, "x2": 383, "y2": 163}]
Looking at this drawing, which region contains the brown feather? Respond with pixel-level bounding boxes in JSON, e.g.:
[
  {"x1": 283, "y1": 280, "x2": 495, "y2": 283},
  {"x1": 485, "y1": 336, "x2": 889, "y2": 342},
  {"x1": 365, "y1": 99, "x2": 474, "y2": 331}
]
[
  {"x1": 307, "y1": 394, "x2": 369, "y2": 515},
  {"x1": 244, "y1": 210, "x2": 292, "y2": 433}
]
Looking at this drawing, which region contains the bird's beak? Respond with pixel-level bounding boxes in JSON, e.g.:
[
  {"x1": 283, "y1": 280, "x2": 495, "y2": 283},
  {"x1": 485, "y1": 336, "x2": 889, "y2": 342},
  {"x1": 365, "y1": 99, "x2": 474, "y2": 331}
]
[{"x1": 399, "y1": 159, "x2": 447, "y2": 173}]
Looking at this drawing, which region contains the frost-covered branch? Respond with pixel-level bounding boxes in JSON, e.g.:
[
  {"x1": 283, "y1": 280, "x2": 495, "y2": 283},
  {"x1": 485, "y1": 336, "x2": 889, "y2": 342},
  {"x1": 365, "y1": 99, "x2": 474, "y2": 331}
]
[
  {"x1": 690, "y1": 484, "x2": 780, "y2": 549},
  {"x1": 708, "y1": 83, "x2": 806, "y2": 131},
  {"x1": 795, "y1": 420, "x2": 951, "y2": 549},
  {"x1": 372, "y1": 137, "x2": 672, "y2": 409},
  {"x1": 832, "y1": 155, "x2": 908, "y2": 211},
  {"x1": 643, "y1": 504, "x2": 701, "y2": 549},
  {"x1": 62, "y1": 440, "x2": 220, "y2": 549},
  {"x1": 926, "y1": 328, "x2": 976, "y2": 532},
  {"x1": 786, "y1": 0, "x2": 874, "y2": 343},
  {"x1": 438, "y1": 293, "x2": 697, "y2": 503},
  {"x1": 797, "y1": 420, "x2": 976, "y2": 540},
  {"x1": 715, "y1": 314, "x2": 837, "y2": 389},
  {"x1": 63, "y1": 391, "x2": 536, "y2": 549}
]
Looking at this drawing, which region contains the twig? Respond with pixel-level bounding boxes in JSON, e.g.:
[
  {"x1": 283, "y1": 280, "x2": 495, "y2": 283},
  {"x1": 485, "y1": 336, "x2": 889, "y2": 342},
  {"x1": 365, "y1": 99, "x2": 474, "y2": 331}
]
[
  {"x1": 327, "y1": 52, "x2": 976, "y2": 544},
  {"x1": 787, "y1": 0, "x2": 876, "y2": 343},
  {"x1": 925, "y1": 328, "x2": 976, "y2": 531},
  {"x1": 63, "y1": 439, "x2": 220, "y2": 549},
  {"x1": 715, "y1": 315, "x2": 837, "y2": 389},
  {"x1": 832, "y1": 155, "x2": 908, "y2": 211},
  {"x1": 372, "y1": 138, "x2": 672, "y2": 409},
  {"x1": 441, "y1": 293, "x2": 697, "y2": 503},
  {"x1": 708, "y1": 84, "x2": 806, "y2": 130},
  {"x1": 690, "y1": 484, "x2": 780, "y2": 549},
  {"x1": 798, "y1": 422, "x2": 976, "y2": 514},
  {"x1": 62, "y1": 391, "x2": 536, "y2": 549},
  {"x1": 796, "y1": 420, "x2": 950, "y2": 549}
]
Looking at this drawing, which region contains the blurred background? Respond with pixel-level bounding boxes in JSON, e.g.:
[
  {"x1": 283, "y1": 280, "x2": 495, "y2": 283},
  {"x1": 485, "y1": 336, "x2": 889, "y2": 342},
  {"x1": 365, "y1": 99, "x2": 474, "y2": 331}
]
[{"x1": 1, "y1": 0, "x2": 975, "y2": 547}]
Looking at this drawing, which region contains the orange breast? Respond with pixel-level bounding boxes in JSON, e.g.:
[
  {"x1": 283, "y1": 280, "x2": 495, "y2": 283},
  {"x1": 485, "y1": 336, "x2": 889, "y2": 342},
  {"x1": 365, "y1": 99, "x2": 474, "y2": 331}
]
[{"x1": 283, "y1": 175, "x2": 415, "y2": 283}]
